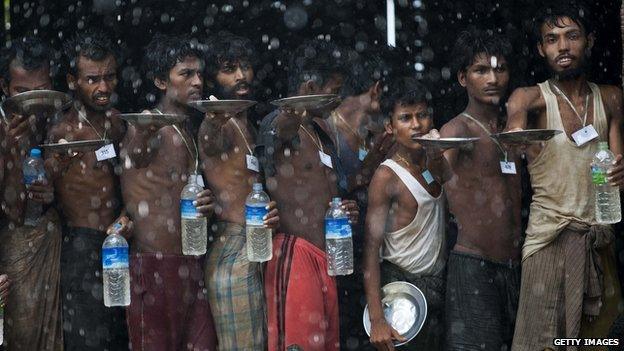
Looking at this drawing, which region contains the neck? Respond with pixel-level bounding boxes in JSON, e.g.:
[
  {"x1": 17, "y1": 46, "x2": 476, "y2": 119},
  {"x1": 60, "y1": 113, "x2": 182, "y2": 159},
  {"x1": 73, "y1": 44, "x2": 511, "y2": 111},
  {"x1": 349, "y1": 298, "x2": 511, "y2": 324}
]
[
  {"x1": 552, "y1": 74, "x2": 588, "y2": 97},
  {"x1": 157, "y1": 97, "x2": 191, "y2": 116},
  {"x1": 464, "y1": 97, "x2": 501, "y2": 122},
  {"x1": 395, "y1": 146, "x2": 426, "y2": 169},
  {"x1": 335, "y1": 96, "x2": 369, "y2": 131},
  {"x1": 76, "y1": 101, "x2": 106, "y2": 121}
]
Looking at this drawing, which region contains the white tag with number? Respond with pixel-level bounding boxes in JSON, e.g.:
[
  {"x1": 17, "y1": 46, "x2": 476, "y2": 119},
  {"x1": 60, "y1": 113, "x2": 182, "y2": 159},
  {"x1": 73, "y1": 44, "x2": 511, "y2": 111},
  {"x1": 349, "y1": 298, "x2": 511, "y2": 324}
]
[
  {"x1": 421, "y1": 169, "x2": 435, "y2": 184},
  {"x1": 319, "y1": 151, "x2": 333, "y2": 169},
  {"x1": 571, "y1": 124, "x2": 599, "y2": 146},
  {"x1": 246, "y1": 154, "x2": 260, "y2": 172},
  {"x1": 95, "y1": 144, "x2": 116, "y2": 161},
  {"x1": 358, "y1": 148, "x2": 368, "y2": 161},
  {"x1": 500, "y1": 161, "x2": 517, "y2": 174}
]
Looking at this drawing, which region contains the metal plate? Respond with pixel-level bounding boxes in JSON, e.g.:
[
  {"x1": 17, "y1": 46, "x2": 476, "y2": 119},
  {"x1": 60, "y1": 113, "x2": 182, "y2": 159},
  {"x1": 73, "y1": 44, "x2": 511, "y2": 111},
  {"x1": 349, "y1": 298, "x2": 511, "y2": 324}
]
[
  {"x1": 40, "y1": 139, "x2": 110, "y2": 152},
  {"x1": 188, "y1": 99, "x2": 257, "y2": 113},
  {"x1": 119, "y1": 113, "x2": 187, "y2": 126},
  {"x1": 492, "y1": 129, "x2": 562, "y2": 143},
  {"x1": 2, "y1": 90, "x2": 72, "y2": 117},
  {"x1": 270, "y1": 94, "x2": 340, "y2": 110},
  {"x1": 413, "y1": 137, "x2": 480, "y2": 148},
  {"x1": 363, "y1": 281, "x2": 428, "y2": 347}
]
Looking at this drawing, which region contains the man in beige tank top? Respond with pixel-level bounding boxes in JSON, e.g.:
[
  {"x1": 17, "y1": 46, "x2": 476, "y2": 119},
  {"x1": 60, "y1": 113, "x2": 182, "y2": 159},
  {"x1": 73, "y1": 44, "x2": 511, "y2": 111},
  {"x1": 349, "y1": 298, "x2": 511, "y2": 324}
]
[{"x1": 505, "y1": 3, "x2": 624, "y2": 350}]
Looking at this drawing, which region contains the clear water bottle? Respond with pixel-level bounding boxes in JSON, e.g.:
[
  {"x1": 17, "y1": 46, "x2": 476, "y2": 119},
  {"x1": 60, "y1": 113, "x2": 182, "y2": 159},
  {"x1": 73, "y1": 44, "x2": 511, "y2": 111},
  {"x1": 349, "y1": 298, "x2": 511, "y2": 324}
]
[
  {"x1": 180, "y1": 174, "x2": 207, "y2": 255},
  {"x1": 0, "y1": 305, "x2": 4, "y2": 345},
  {"x1": 22, "y1": 148, "x2": 46, "y2": 226},
  {"x1": 592, "y1": 141, "x2": 622, "y2": 224},
  {"x1": 245, "y1": 183, "x2": 272, "y2": 262},
  {"x1": 102, "y1": 223, "x2": 130, "y2": 307},
  {"x1": 325, "y1": 197, "x2": 354, "y2": 276}
]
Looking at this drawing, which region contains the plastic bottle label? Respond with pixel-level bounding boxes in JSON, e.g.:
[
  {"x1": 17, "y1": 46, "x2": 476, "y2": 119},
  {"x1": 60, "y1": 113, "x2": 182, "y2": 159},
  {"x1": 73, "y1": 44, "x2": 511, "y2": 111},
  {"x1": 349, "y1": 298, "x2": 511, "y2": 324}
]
[
  {"x1": 180, "y1": 199, "x2": 199, "y2": 219},
  {"x1": 592, "y1": 166, "x2": 607, "y2": 185},
  {"x1": 246, "y1": 204, "x2": 268, "y2": 226},
  {"x1": 325, "y1": 218, "x2": 352, "y2": 239},
  {"x1": 102, "y1": 247, "x2": 129, "y2": 269}
]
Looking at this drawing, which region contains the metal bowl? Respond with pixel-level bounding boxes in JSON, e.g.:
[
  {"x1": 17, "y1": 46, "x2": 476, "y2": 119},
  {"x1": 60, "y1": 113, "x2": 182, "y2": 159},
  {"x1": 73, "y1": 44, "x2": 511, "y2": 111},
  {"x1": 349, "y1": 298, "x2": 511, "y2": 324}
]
[
  {"x1": 492, "y1": 129, "x2": 562, "y2": 144},
  {"x1": 413, "y1": 137, "x2": 480, "y2": 149},
  {"x1": 188, "y1": 99, "x2": 257, "y2": 113},
  {"x1": 2, "y1": 90, "x2": 72, "y2": 117},
  {"x1": 363, "y1": 281, "x2": 428, "y2": 347},
  {"x1": 40, "y1": 139, "x2": 111, "y2": 153},
  {"x1": 119, "y1": 113, "x2": 187, "y2": 126},
  {"x1": 270, "y1": 94, "x2": 340, "y2": 110}
]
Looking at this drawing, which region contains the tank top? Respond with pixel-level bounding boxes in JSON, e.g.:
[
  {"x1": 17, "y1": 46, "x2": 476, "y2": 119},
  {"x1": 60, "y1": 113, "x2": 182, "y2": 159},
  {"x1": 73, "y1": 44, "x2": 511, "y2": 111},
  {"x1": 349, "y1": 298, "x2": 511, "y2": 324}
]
[
  {"x1": 523, "y1": 81, "x2": 608, "y2": 260},
  {"x1": 380, "y1": 159, "x2": 446, "y2": 275}
]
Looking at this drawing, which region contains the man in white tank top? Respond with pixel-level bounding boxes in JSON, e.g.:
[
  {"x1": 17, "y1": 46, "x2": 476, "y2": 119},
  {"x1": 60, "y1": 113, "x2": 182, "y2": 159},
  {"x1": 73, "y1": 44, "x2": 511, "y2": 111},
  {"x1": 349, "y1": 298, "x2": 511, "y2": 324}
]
[
  {"x1": 505, "y1": 3, "x2": 624, "y2": 349},
  {"x1": 364, "y1": 78, "x2": 446, "y2": 350}
]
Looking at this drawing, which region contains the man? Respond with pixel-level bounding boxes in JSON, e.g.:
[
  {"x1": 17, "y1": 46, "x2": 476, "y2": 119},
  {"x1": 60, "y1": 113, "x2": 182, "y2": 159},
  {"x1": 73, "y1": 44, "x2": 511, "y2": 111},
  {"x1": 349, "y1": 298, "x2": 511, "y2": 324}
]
[
  {"x1": 506, "y1": 4, "x2": 624, "y2": 349},
  {"x1": 425, "y1": 30, "x2": 522, "y2": 350},
  {"x1": 326, "y1": 49, "x2": 395, "y2": 349},
  {"x1": 120, "y1": 34, "x2": 216, "y2": 351},
  {"x1": 46, "y1": 29, "x2": 128, "y2": 350},
  {"x1": 0, "y1": 36, "x2": 62, "y2": 350},
  {"x1": 257, "y1": 39, "x2": 359, "y2": 351},
  {"x1": 364, "y1": 78, "x2": 446, "y2": 351},
  {"x1": 200, "y1": 33, "x2": 279, "y2": 350}
]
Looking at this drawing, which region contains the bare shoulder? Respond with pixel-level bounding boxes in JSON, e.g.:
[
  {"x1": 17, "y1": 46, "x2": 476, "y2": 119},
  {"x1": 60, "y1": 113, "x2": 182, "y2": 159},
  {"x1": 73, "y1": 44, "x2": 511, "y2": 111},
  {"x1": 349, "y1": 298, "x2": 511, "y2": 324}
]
[
  {"x1": 369, "y1": 163, "x2": 398, "y2": 195},
  {"x1": 596, "y1": 84, "x2": 623, "y2": 109},
  {"x1": 508, "y1": 86, "x2": 544, "y2": 111},
  {"x1": 440, "y1": 115, "x2": 470, "y2": 138}
]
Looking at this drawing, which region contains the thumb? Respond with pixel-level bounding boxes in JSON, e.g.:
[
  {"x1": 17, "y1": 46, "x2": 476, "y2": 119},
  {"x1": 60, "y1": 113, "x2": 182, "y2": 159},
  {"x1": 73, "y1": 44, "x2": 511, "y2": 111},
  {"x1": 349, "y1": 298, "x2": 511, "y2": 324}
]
[{"x1": 391, "y1": 327, "x2": 406, "y2": 341}]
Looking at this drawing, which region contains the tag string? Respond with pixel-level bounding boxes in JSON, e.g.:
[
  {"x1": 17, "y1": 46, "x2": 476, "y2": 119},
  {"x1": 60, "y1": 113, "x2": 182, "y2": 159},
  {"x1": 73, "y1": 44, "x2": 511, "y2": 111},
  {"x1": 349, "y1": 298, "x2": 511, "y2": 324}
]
[
  {"x1": 300, "y1": 125, "x2": 324, "y2": 153},
  {"x1": 154, "y1": 108, "x2": 199, "y2": 174},
  {"x1": 551, "y1": 81, "x2": 591, "y2": 127},
  {"x1": 230, "y1": 118, "x2": 254, "y2": 155},
  {"x1": 461, "y1": 112, "x2": 508, "y2": 162},
  {"x1": 78, "y1": 107, "x2": 107, "y2": 140}
]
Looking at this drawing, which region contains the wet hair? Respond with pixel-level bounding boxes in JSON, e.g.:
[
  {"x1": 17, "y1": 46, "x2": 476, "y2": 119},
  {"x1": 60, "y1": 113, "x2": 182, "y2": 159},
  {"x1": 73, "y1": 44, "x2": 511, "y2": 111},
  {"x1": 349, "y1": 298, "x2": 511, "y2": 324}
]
[
  {"x1": 342, "y1": 48, "x2": 390, "y2": 97},
  {"x1": 63, "y1": 29, "x2": 118, "y2": 75},
  {"x1": 451, "y1": 29, "x2": 512, "y2": 74},
  {"x1": 287, "y1": 39, "x2": 347, "y2": 94},
  {"x1": 533, "y1": 1, "x2": 592, "y2": 43},
  {"x1": 203, "y1": 32, "x2": 257, "y2": 80},
  {"x1": 0, "y1": 36, "x2": 51, "y2": 83},
  {"x1": 381, "y1": 77, "x2": 431, "y2": 117},
  {"x1": 143, "y1": 34, "x2": 204, "y2": 83}
]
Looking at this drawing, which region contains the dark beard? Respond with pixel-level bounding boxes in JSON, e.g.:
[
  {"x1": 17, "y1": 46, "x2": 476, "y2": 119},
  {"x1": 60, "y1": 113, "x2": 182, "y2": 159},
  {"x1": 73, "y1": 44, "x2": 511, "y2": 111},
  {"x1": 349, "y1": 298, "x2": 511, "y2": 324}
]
[
  {"x1": 550, "y1": 56, "x2": 589, "y2": 81},
  {"x1": 215, "y1": 81, "x2": 254, "y2": 100}
]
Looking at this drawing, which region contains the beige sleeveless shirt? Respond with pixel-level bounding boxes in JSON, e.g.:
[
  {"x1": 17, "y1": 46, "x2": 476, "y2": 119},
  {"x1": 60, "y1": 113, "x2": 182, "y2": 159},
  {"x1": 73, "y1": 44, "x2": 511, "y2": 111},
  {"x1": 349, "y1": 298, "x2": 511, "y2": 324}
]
[{"x1": 523, "y1": 81, "x2": 608, "y2": 260}]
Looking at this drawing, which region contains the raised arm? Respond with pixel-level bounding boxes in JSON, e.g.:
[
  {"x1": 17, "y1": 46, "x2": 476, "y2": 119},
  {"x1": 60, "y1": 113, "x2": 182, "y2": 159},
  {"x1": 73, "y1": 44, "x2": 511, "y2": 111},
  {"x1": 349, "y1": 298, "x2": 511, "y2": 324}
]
[
  {"x1": 198, "y1": 113, "x2": 232, "y2": 157},
  {"x1": 505, "y1": 87, "x2": 543, "y2": 131},
  {"x1": 603, "y1": 85, "x2": 624, "y2": 187},
  {"x1": 273, "y1": 110, "x2": 304, "y2": 143},
  {"x1": 121, "y1": 122, "x2": 161, "y2": 169},
  {"x1": 363, "y1": 168, "x2": 404, "y2": 350}
]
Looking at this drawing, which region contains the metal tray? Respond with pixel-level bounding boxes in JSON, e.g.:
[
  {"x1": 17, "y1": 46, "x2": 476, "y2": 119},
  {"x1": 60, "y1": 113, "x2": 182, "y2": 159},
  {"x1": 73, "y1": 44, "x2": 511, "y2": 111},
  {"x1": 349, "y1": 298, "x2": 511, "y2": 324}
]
[
  {"x1": 270, "y1": 94, "x2": 340, "y2": 110},
  {"x1": 2, "y1": 90, "x2": 72, "y2": 117},
  {"x1": 40, "y1": 139, "x2": 110, "y2": 152},
  {"x1": 363, "y1": 281, "x2": 428, "y2": 347},
  {"x1": 413, "y1": 137, "x2": 480, "y2": 148},
  {"x1": 119, "y1": 113, "x2": 187, "y2": 126},
  {"x1": 188, "y1": 99, "x2": 257, "y2": 113},
  {"x1": 492, "y1": 129, "x2": 562, "y2": 143}
]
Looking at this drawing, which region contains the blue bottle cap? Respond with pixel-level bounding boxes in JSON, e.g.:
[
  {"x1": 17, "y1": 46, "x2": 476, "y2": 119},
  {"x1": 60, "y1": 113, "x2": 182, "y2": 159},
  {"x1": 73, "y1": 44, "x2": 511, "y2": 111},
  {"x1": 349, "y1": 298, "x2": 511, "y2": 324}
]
[{"x1": 30, "y1": 148, "x2": 42, "y2": 158}]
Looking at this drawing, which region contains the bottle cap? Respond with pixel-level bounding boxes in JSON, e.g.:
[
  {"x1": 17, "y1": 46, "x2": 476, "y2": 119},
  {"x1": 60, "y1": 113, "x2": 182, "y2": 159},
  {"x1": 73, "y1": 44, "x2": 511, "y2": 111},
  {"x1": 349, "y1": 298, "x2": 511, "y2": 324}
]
[
  {"x1": 30, "y1": 148, "x2": 42, "y2": 158},
  {"x1": 332, "y1": 197, "x2": 341, "y2": 205},
  {"x1": 253, "y1": 183, "x2": 263, "y2": 191}
]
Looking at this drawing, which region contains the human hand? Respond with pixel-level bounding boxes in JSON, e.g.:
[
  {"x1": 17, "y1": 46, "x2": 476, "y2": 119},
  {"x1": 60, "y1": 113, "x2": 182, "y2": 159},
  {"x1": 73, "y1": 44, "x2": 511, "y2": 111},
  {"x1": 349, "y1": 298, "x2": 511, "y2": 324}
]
[
  {"x1": 338, "y1": 199, "x2": 359, "y2": 225},
  {"x1": 26, "y1": 179, "x2": 54, "y2": 205},
  {"x1": 369, "y1": 318, "x2": 405, "y2": 351},
  {"x1": 106, "y1": 215, "x2": 133, "y2": 239},
  {"x1": 194, "y1": 189, "x2": 215, "y2": 218},
  {"x1": 263, "y1": 201, "x2": 280, "y2": 229}
]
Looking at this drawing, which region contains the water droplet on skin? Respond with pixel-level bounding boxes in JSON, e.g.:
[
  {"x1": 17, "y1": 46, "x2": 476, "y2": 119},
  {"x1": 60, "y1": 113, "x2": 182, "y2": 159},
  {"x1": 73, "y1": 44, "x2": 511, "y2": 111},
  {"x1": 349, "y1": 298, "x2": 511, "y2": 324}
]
[{"x1": 138, "y1": 201, "x2": 149, "y2": 217}]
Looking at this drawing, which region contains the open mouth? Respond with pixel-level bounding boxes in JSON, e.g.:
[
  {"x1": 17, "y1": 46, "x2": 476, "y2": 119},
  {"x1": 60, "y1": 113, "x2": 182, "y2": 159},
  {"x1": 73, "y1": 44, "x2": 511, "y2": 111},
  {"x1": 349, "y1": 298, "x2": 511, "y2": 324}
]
[
  {"x1": 556, "y1": 55, "x2": 574, "y2": 67},
  {"x1": 94, "y1": 95, "x2": 110, "y2": 105}
]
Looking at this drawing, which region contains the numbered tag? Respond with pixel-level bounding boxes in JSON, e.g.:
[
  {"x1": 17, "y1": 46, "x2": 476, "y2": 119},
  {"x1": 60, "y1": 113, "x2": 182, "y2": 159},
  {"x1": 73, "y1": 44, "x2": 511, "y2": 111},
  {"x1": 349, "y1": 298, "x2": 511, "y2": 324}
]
[
  {"x1": 319, "y1": 151, "x2": 333, "y2": 169},
  {"x1": 358, "y1": 148, "x2": 368, "y2": 161},
  {"x1": 421, "y1": 169, "x2": 435, "y2": 184},
  {"x1": 246, "y1": 154, "x2": 260, "y2": 172},
  {"x1": 571, "y1": 124, "x2": 599, "y2": 146},
  {"x1": 95, "y1": 144, "x2": 116, "y2": 161},
  {"x1": 500, "y1": 161, "x2": 517, "y2": 174}
]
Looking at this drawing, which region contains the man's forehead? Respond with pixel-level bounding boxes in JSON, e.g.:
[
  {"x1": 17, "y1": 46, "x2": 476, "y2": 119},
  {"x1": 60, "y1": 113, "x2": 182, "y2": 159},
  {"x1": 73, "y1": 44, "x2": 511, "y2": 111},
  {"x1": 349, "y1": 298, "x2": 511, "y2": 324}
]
[
  {"x1": 471, "y1": 53, "x2": 507, "y2": 68},
  {"x1": 541, "y1": 16, "x2": 583, "y2": 35},
  {"x1": 394, "y1": 102, "x2": 428, "y2": 114},
  {"x1": 173, "y1": 56, "x2": 204, "y2": 70},
  {"x1": 9, "y1": 63, "x2": 50, "y2": 84},
  {"x1": 77, "y1": 55, "x2": 117, "y2": 75}
]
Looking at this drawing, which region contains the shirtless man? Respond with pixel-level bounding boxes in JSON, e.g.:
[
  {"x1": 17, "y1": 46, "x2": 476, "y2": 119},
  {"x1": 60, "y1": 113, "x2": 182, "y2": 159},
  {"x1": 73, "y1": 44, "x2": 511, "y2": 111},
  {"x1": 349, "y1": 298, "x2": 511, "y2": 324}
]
[
  {"x1": 120, "y1": 35, "x2": 216, "y2": 351},
  {"x1": 506, "y1": 4, "x2": 624, "y2": 349},
  {"x1": 46, "y1": 30, "x2": 128, "y2": 350},
  {"x1": 425, "y1": 30, "x2": 522, "y2": 351},
  {"x1": 364, "y1": 78, "x2": 446, "y2": 351},
  {"x1": 257, "y1": 39, "x2": 359, "y2": 351},
  {"x1": 0, "y1": 36, "x2": 62, "y2": 350},
  {"x1": 200, "y1": 33, "x2": 278, "y2": 350}
]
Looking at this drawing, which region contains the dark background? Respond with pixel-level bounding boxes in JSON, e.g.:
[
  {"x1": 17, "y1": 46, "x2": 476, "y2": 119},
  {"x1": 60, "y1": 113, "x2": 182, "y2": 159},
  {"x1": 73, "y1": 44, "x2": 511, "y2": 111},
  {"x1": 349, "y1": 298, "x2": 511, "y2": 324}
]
[{"x1": 3, "y1": 0, "x2": 622, "y2": 124}]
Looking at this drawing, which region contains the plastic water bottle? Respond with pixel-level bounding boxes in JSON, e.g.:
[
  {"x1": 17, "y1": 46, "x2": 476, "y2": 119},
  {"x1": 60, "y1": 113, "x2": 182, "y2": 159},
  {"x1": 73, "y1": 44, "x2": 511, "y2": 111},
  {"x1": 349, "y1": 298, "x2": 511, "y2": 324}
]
[
  {"x1": 0, "y1": 305, "x2": 4, "y2": 345},
  {"x1": 180, "y1": 174, "x2": 207, "y2": 255},
  {"x1": 325, "y1": 197, "x2": 353, "y2": 276},
  {"x1": 592, "y1": 141, "x2": 622, "y2": 224},
  {"x1": 102, "y1": 223, "x2": 130, "y2": 307},
  {"x1": 23, "y1": 148, "x2": 46, "y2": 226},
  {"x1": 245, "y1": 183, "x2": 272, "y2": 262}
]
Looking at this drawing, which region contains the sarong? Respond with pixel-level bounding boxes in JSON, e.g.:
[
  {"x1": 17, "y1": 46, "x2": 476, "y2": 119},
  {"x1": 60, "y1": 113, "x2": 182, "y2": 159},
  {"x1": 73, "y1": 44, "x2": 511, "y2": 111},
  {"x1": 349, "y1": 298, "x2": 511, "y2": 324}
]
[
  {"x1": 60, "y1": 226, "x2": 129, "y2": 350},
  {"x1": 127, "y1": 252, "x2": 217, "y2": 351},
  {"x1": 265, "y1": 233, "x2": 339, "y2": 351},
  {"x1": 379, "y1": 260, "x2": 445, "y2": 350},
  {"x1": 446, "y1": 251, "x2": 520, "y2": 351},
  {"x1": 512, "y1": 225, "x2": 622, "y2": 351},
  {"x1": 0, "y1": 208, "x2": 63, "y2": 350},
  {"x1": 204, "y1": 221, "x2": 266, "y2": 350}
]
